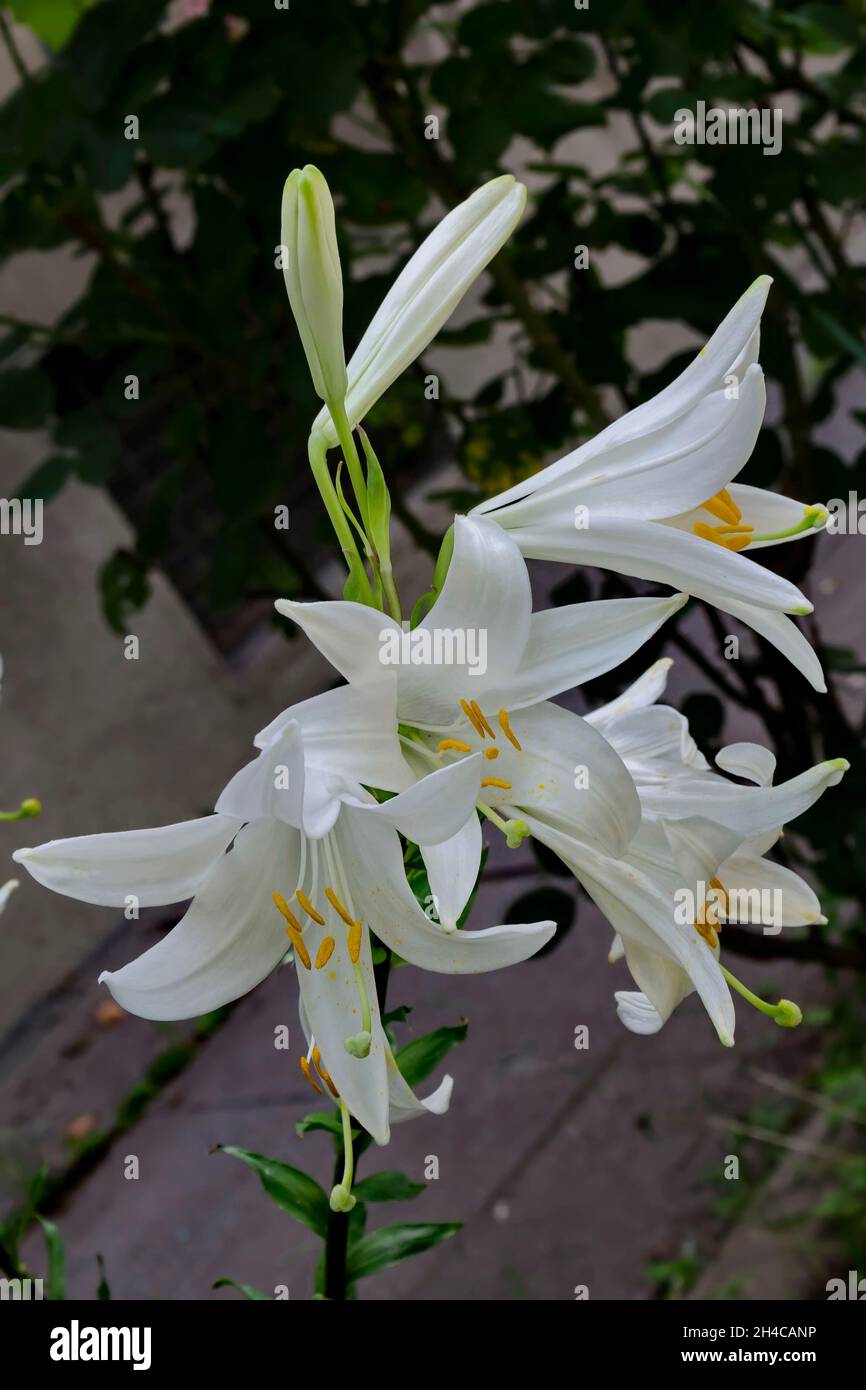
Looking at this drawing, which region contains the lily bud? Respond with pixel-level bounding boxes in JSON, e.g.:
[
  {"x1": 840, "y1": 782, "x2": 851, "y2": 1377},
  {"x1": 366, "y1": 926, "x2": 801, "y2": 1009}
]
[
  {"x1": 312, "y1": 174, "x2": 527, "y2": 445},
  {"x1": 281, "y1": 165, "x2": 348, "y2": 406}
]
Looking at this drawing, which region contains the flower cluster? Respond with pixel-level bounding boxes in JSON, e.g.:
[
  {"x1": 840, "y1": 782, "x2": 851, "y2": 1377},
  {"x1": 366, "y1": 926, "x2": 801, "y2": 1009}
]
[{"x1": 13, "y1": 169, "x2": 846, "y2": 1214}]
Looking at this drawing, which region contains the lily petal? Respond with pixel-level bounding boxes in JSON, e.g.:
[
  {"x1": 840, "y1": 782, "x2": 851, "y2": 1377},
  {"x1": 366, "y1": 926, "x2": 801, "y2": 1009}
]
[
  {"x1": 216, "y1": 719, "x2": 305, "y2": 827},
  {"x1": 344, "y1": 754, "x2": 483, "y2": 846},
  {"x1": 335, "y1": 807, "x2": 555, "y2": 973},
  {"x1": 586, "y1": 658, "x2": 673, "y2": 730},
  {"x1": 715, "y1": 742, "x2": 776, "y2": 787},
  {"x1": 386, "y1": 1048, "x2": 454, "y2": 1125},
  {"x1": 480, "y1": 594, "x2": 687, "y2": 711},
  {"x1": 14, "y1": 815, "x2": 240, "y2": 908},
  {"x1": 640, "y1": 758, "x2": 848, "y2": 835},
  {"x1": 98, "y1": 819, "x2": 297, "y2": 1019},
  {"x1": 421, "y1": 813, "x2": 483, "y2": 932},
  {"x1": 714, "y1": 597, "x2": 826, "y2": 693},
  {"x1": 716, "y1": 852, "x2": 825, "y2": 928}
]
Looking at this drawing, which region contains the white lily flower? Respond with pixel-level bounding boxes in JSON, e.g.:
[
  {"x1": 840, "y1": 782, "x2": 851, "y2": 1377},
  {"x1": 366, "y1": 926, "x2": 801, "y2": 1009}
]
[
  {"x1": 281, "y1": 165, "x2": 348, "y2": 407},
  {"x1": 0, "y1": 878, "x2": 18, "y2": 914},
  {"x1": 275, "y1": 514, "x2": 686, "y2": 928},
  {"x1": 15, "y1": 676, "x2": 554, "y2": 1147},
  {"x1": 580, "y1": 659, "x2": 847, "y2": 1040},
  {"x1": 473, "y1": 278, "x2": 829, "y2": 689},
  {"x1": 311, "y1": 176, "x2": 526, "y2": 447}
]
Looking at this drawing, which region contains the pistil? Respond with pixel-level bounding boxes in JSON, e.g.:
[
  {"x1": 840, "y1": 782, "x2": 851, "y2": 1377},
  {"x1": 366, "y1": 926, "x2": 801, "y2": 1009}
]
[{"x1": 720, "y1": 965, "x2": 802, "y2": 1029}]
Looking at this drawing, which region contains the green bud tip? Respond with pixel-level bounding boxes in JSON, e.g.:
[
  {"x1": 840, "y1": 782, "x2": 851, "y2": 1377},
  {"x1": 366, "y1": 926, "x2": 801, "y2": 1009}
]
[
  {"x1": 344, "y1": 1030, "x2": 371, "y2": 1059},
  {"x1": 774, "y1": 999, "x2": 802, "y2": 1029},
  {"x1": 329, "y1": 1184, "x2": 356, "y2": 1214},
  {"x1": 504, "y1": 819, "x2": 530, "y2": 849},
  {"x1": 19, "y1": 798, "x2": 41, "y2": 818}
]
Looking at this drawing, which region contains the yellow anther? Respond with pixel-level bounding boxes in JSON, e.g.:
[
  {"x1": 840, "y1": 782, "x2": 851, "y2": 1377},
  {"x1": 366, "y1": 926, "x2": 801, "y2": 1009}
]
[
  {"x1": 300, "y1": 1055, "x2": 323, "y2": 1096},
  {"x1": 481, "y1": 777, "x2": 512, "y2": 790},
  {"x1": 347, "y1": 919, "x2": 362, "y2": 965},
  {"x1": 315, "y1": 936, "x2": 336, "y2": 969},
  {"x1": 701, "y1": 488, "x2": 741, "y2": 526},
  {"x1": 296, "y1": 889, "x2": 326, "y2": 924},
  {"x1": 497, "y1": 709, "x2": 522, "y2": 751},
  {"x1": 439, "y1": 738, "x2": 473, "y2": 753},
  {"x1": 312, "y1": 1045, "x2": 340, "y2": 1099},
  {"x1": 460, "y1": 698, "x2": 486, "y2": 737},
  {"x1": 484, "y1": 747, "x2": 500, "y2": 760},
  {"x1": 709, "y1": 877, "x2": 730, "y2": 915},
  {"x1": 692, "y1": 521, "x2": 751, "y2": 553},
  {"x1": 471, "y1": 700, "x2": 496, "y2": 739},
  {"x1": 325, "y1": 886, "x2": 355, "y2": 929},
  {"x1": 694, "y1": 919, "x2": 719, "y2": 950},
  {"x1": 272, "y1": 890, "x2": 302, "y2": 932}
]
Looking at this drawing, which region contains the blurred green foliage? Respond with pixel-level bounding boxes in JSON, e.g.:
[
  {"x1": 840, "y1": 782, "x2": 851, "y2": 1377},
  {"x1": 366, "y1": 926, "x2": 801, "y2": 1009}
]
[{"x1": 1, "y1": 0, "x2": 865, "y2": 953}]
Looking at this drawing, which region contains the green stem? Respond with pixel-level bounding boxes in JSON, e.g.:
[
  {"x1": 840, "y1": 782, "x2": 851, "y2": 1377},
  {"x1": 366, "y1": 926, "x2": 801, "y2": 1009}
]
[
  {"x1": 328, "y1": 399, "x2": 369, "y2": 531},
  {"x1": 307, "y1": 434, "x2": 374, "y2": 603},
  {"x1": 380, "y1": 561, "x2": 403, "y2": 623}
]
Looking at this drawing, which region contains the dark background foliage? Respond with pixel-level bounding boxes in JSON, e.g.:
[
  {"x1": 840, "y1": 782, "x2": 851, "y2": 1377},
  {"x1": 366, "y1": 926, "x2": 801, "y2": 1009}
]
[{"x1": 2, "y1": 0, "x2": 865, "y2": 986}]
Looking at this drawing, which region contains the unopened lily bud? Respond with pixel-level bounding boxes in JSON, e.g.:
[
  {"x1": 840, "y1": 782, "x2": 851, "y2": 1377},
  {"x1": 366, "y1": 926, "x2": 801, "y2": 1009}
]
[
  {"x1": 312, "y1": 174, "x2": 526, "y2": 445},
  {"x1": 281, "y1": 165, "x2": 348, "y2": 407}
]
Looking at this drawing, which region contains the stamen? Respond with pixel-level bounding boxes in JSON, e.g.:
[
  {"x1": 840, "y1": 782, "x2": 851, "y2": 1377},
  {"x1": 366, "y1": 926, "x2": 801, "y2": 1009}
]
[
  {"x1": 720, "y1": 965, "x2": 802, "y2": 1030},
  {"x1": 439, "y1": 738, "x2": 472, "y2": 753},
  {"x1": 460, "y1": 698, "x2": 486, "y2": 737},
  {"x1": 700, "y1": 488, "x2": 741, "y2": 526},
  {"x1": 481, "y1": 777, "x2": 512, "y2": 790},
  {"x1": 484, "y1": 747, "x2": 500, "y2": 760},
  {"x1": 273, "y1": 892, "x2": 311, "y2": 969},
  {"x1": 709, "y1": 877, "x2": 730, "y2": 915},
  {"x1": 312, "y1": 1045, "x2": 339, "y2": 1098},
  {"x1": 347, "y1": 920, "x2": 362, "y2": 964},
  {"x1": 325, "y1": 886, "x2": 355, "y2": 928},
  {"x1": 299, "y1": 1056, "x2": 323, "y2": 1096},
  {"x1": 692, "y1": 521, "x2": 752, "y2": 553},
  {"x1": 471, "y1": 700, "x2": 496, "y2": 739},
  {"x1": 315, "y1": 936, "x2": 336, "y2": 969},
  {"x1": 296, "y1": 889, "x2": 325, "y2": 924},
  {"x1": 497, "y1": 709, "x2": 522, "y2": 750}
]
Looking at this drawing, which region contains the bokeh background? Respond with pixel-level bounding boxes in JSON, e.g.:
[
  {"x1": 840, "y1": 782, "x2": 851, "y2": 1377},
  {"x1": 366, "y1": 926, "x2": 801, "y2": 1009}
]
[{"x1": 1, "y1": 0, "x2": 865, "y2": 1300}]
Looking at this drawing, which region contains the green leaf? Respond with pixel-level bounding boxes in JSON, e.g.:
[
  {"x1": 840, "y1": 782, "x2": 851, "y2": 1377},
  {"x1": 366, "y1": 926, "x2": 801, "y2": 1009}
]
[
  {"x1": 359, "y1": 428, "x2": 392, "y2": 571},
  {"x1": 395, "y1": 1022, "x2": 468, "y2": 1089},
  {"x1": 7, "y1": 0, "x2": 93, "y2": 51},
  {"x1": 213, "y1": 1278, "x2": 271, "y2": 1300},
  {"x1": 296, "y1": 1110, "x2": 358, "y2": 1142},
  {"x1": 0, "y1": 367, "x2": 54, "y2": 429},
  {"x1": 218, "y1": 1146, "x2": 330, "y2": 1239},
  {"x1": 37, "y1": 1216, "x2": 65, "y2": 1301},
  {"x1": 346, "y1": 1223, "x2": 461, "y2": 1281},
  {"x1": 15, "y1": 456, "x2": 72, "y2": 502},
  {"x1": 351, "y1": 1171, "x2": 426, "y2": 1203}
]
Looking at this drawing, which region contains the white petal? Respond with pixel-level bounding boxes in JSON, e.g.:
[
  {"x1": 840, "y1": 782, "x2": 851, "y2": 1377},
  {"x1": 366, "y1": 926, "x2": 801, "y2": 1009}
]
[
  {"x1": 345, "y1": 755, "x2": 483, "y2": 846},
  {"x1": 312, "y1": 176, "x2": 526, "y2": 444},
  {"x1": 716, "y1": 852, "x2": 825, "y2": 928},
  {"x1": 614, "y1": 990, "x2": 666, "y2": 1035},
  {"x1": 421, "y1": 814, "x2": 482, "y2": 932},
  {"x1": 254, "y1": 679, "x2": 413, "y2": 794},
  {"x1": 294, "y1": 836, "x2": 390, "y2": 1145},
  {"x1": 600, "y1": 704, "x2": 709, "y2": 786},
  {"x1": 586, "y1": 658, "x2": 673, "y2": 730},
  {"x1": 480, "y1": 594, "x2": 686, "y2": 711},
  {"x1": 500, "y1": 366, "x2": 765, "y2": 524},
  {"x1": 641, "y1": 758, "x2": 848, "y2": 835},
  {"x1": 216, "y1": 720, "x2": 305, "y2": 827},
  {"x1": 395, "y1": 516, "x2": 531, "y2": 728},
  {"x1": 714, "y1": 597, "x2": 826, "y2": 693},
  {"x1": 0, "y1": 878, "x2": 19, "y2": 914},
  {"x1": 619, "y1": 939, "x2": 694, "y2": 1028},
  {"x1": 525, "y1": 816, "x2": 735, "y2": 1045},
  {"x1": 273, "y1": 600, "x2": 398, "y2": 686},
  {"x1": 723, "y1": 484, "x2": 827, "y2": 550},
  {"x1": 500, "y1": 511, "x2": 811, "y2": 615},
  {"x1": 13, "y1": 815, "x2": 240, "y2": 908},
  {"x1": 474, "y1": 278, "x2": 772, "y2": 514},
  {"x1": 715, "y1": 742, "x2": 776, "y2": 786},
  {"x1": 472, "y1": 702, "x2": 641, "y2": 857},
  {"x1": 386, "y1": 1048, "x2": 454, "y2": 1125},
  {"x1": 335, "y1": 807, "x2": 555, "y2": 973},
  {"x1": 99, "y1": 819, "x2": 299, "y2": 1020},
  {"x1": 608, "y1": 931, "x2": 625, "y2": 963}
]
